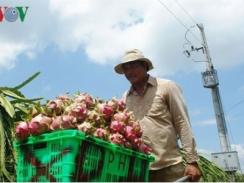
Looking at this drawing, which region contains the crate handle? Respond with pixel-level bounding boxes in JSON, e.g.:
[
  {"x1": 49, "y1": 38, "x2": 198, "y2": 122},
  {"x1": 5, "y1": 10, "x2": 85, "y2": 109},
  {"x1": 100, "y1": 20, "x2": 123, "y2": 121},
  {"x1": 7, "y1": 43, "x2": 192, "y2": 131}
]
[{"x1": 33, "y1": 142, "x2": 47, "y2": 149}]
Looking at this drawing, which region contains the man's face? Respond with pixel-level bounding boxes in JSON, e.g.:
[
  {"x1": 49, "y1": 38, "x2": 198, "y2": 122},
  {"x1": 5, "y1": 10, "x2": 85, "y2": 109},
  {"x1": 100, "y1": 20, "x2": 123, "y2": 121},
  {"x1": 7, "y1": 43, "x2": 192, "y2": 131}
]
[{"x1": 122, "y1": 61, "x2": 147, "y2": 85}]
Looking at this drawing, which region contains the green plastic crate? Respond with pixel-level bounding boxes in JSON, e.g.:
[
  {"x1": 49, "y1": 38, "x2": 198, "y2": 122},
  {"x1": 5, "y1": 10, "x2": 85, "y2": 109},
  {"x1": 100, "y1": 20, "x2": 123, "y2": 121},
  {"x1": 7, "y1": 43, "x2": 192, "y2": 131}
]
[{"x1": 14, "y1": 130, "x2": 154, "y2": 182}]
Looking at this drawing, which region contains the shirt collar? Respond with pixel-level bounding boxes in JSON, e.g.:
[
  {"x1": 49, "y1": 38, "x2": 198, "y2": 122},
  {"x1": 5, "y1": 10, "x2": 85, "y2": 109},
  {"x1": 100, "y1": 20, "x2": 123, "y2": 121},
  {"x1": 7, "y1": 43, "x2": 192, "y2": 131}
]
[
  {"x1": 147, "y1": 75, "x2": 157, "y2": 87},
  {"x1": 128, "y1": 75, "x2": 156, "y2": 96}
]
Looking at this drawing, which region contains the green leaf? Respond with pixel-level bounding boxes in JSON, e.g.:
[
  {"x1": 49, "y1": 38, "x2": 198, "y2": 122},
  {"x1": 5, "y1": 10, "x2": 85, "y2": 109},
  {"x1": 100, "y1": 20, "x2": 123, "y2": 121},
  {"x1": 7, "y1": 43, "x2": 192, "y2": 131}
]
[
  {"x1": 1, "y1": 89, "x2": 42, "y2": 102},
  {"x1": 14, "y1": 71, "x2": 40, "y2": 90},
  {"x1": 0, "y1": 95, "x2": 15, "y2": 117},
  {"x1": 1, "y1": 89, "x2": 27, "y2": 100},
  {"x1": 14, "y1": 103, "x2": 29, "y2": 114},
  {"x1": 11, "y1": 97, "x2": 43, "y2": 104},
  {"x1": 0, "y1": 87, "x2": 25, "y2": 97}
]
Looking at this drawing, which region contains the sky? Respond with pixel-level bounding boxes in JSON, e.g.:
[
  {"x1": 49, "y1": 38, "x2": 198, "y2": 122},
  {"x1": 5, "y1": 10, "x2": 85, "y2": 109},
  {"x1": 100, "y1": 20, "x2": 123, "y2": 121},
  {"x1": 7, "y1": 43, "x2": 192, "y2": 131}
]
[{"x1": 0, "y1": 0, "x2": 243, "y2": 171}]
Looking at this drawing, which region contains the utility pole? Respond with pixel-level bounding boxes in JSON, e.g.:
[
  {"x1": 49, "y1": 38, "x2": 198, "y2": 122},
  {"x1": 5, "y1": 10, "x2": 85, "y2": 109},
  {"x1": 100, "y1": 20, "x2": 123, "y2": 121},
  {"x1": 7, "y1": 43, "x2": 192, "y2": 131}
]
[
  {"x1": 197, "y1": 24, "x2": 231, "y2": 152},
  {"x1": 197, "y1": 24, "x2": 241, "y2": 172}
]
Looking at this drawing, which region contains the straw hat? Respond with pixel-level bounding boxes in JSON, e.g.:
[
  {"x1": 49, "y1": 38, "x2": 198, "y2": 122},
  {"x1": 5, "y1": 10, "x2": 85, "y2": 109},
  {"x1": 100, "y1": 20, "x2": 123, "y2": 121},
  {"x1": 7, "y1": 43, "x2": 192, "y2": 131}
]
[{"x1": 114, "y1": 49, "x2": 154, "y2": 74}]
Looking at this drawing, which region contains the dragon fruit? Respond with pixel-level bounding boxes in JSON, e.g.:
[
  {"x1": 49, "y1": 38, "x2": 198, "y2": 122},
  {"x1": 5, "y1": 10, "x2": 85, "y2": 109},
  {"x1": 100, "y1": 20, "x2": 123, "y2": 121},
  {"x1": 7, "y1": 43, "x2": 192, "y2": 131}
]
[
  {"x1": 107, "y1": 98, "x2": 119, "y2": 111},
  {"x1": 50, "y1": 116, "x2": 62, "y2": 130},
  {"x1": 29, "y1": 114, "x2": 52, "y2": 135},
  {"x1": 46, "y1": 99, "x2": 64, "y2": 115},
  {"x1": 74, "y1": 93, "x2": 94, "y2": 108},
  {"x1": 66, "y1": 103, "x2": 88, "y2": 122},
  {"x1": 129, "y1": 138, "x2": 152, "y2": 154},
  {"x1": 118, "y1": 99, "x2": 126, "y2": 111},
  {"x1": 93, "y1": 128, "x2": 108, "y2": 139},
  {"x1": 127, "y1": 120, "x2": 143, "y2": 138},
  {"x1": 57, "y1": 95, "x2": 71, "y2": 102},
  {"x1": 113, "y1": 111, "x2": 130, "y2": 123},
  {"x1": 110, "y1": 120, "x2": 125, "y2": 133},
  {"x1": 61, "y1": 115, "x2": 76, "y2": 129},
  {"x1": 51, "y1": 115, "x2": 76, "y2": 130},
  {"x1": 15, "y1": 93, "x2": 152, "y2": 155},
  {"x1": 16, "y1": 121, "x2": 30, "y2": 141},
  {"x1": 97, "y1": 103, "x2": 114, "y2": 121},
  {"x1": 124, "y1": 125, "x2": 137, "y2": 142},
  {"x1": 77, "y1": 121, "x2": 93, "y2": 134},
  {"x1": 108, "y1": 132, "x2": 125, "y2": 146},
  {"x1": 87, "y1": 110, "x2": 102, "y2": 124},
  {"x1": 136, "y1": 139, "x2": 153, "y2": 154}
]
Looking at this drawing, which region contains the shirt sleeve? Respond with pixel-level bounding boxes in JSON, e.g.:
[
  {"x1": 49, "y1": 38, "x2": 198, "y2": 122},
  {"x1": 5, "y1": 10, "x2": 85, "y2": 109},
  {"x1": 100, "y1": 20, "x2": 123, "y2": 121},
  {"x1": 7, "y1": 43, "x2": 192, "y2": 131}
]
[{"x1": 165, "y1": 81, "x2": 199, "y2": 163}]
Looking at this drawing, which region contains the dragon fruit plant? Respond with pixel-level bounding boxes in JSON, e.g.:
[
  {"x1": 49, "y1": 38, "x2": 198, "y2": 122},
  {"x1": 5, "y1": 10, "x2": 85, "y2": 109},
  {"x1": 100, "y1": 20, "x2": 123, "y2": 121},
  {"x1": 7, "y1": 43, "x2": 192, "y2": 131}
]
[{"x1": 15, "y1": 93, "x2": 152, "y2": 154}]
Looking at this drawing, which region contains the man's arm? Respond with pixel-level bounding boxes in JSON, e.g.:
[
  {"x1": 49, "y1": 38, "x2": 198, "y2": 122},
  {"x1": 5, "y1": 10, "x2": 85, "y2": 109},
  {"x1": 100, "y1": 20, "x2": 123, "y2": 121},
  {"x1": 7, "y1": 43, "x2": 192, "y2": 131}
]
[{"x1": 166, "y1": 81, "x2": 201, "y2": 181}]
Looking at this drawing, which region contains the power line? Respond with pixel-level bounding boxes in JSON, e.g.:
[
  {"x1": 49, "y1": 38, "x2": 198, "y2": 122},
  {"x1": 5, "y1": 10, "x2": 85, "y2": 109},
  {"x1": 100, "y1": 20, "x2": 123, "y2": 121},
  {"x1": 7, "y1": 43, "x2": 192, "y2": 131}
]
[
  {"x1": 225, "y1": 116, "x2": 236, "y2": 148},
  {"x1": 156, "y1": 0, "x2": 201, "y2": 43},
  {"x1": 224, "y1": 98, "x2": 244, "y2": 146},
  {"x1": 174, "y1": 0, "x2": 198, "y2": 25},
  {"x1": 226, "y1": 98, "x2": 244, "y2": 114},
  {"x1": 157, "y1": 0, "x2": 189, "y2": 30}
]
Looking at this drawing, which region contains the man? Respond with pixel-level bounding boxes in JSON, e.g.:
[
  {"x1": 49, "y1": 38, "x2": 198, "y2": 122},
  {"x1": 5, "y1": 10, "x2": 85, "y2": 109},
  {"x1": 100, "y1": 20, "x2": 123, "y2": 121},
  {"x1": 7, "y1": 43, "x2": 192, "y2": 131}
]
[{"x1": 114, "y1": 49, "x2": 201, "y2": 182}]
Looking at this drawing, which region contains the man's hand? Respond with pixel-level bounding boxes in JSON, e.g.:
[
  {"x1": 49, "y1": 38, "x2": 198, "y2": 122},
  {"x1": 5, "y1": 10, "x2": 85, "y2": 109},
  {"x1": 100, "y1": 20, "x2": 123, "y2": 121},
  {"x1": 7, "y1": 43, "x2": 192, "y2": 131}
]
[{"x1": 184, "y1": 162, "x2": 201, "y2": 182}]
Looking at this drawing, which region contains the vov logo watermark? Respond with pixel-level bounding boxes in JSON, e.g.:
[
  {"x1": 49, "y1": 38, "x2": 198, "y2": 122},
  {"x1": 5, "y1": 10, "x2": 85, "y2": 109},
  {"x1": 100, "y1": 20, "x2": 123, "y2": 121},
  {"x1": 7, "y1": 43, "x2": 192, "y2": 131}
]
[{"x1": 0, "y1": 6, "x2": 29, "y2": 22}]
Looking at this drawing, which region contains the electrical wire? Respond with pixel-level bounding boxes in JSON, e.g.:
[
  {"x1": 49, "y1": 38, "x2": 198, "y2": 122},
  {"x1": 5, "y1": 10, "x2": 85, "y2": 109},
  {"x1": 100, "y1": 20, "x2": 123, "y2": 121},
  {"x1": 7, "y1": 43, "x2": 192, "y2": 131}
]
[
  {"x1": 183, "y1": 25, "x2": 197, "y2": 50},
  {"x1": 157, "y1": 0, "x2": 189, "y2": 30},
  {"x1": 173, "y1": 0, "x2": 203, "y2": 43},
  {"x1": 223, "y1": 99, "x2": 244, "y2": 150},
  {"x1": 225, "y1": 116, "x2": 236, "y2": 149},
  {"x1": 226, "y1": 98, "x2": 244, "y2": 114},
  {"x1": 157, "y1": 0, "x2": 201, "y2": 43},
  {"x1": 221, "y1": 99, "x2": 244, "y2": 150},
  {"x1": 174, "y1": 0, "x2": 198, "y2": 25},
  {"x1": 185, "y1": 25, "x2": 196, "y2": 44}
]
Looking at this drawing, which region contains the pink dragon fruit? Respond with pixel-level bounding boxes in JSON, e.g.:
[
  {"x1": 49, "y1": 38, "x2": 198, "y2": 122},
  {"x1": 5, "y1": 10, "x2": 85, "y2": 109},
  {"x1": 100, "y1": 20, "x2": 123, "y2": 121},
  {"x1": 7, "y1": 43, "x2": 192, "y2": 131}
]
[
  {"x1": 138, "y1": 142, "x2": 152, "y2": 154},
  {"x1": 113, "y1": 111, "x2": 130, "y2": 123},
  {"x1": 124, "y1": 125, "x2": 137, "y2": 142},
  {"x1": 93, "y1": 128, "x2": 108, "y2": 139},
  {"x1": 130, "y1": 138, "x2": 152, "y2": 154},
  {"x1": 61, "y1": 115, "x2": 76, "y2": 129},
  {"x1": 46, "y1": 99, "x2": 64, "y2": 115},
  {"x1": 57, "y1": 95, "x2": 72, "y2": 105},
  {"x1": 16, "y1": 121, "x2": 30, "y2": 141},
  {"x1": 107, "y1": 98, "x2": 119, "y2": 111},
  {"x1": 118, "y1": 99, "x2": 126, "y2": 111},
  {"x1": 14, "y1": 92, "x2": 153, "y2": 155},
  {"x1": 77, "y1": 121, "x2": 93, "y2": 134},
  {"x1": 74, "y1": 93, "x2": 94, "y2": 108},
  {"x1": 108, "y1": 132, "x2": 125, "y2": 146},
  {"x1": 87, "y1": 110, "x2": 102, "y2": 124},
  {"x1": 127, "y1": 120, "x2": 142, "y2": 138},
  {"x1": 29, "y1": 114, "x2": 52, "y2": 135},
  {"x1": 110, "y1": 120, "x2": 125, "y2": 133},
  {"x1": 97, "y1": 103, "x2": 114, "y2": 121},
  {"x1": 67, "y1": 103, "x2": 88, "y2": 122},
  {"x1": 50, "y1": 116, "x2": 62, "y2": 130}
]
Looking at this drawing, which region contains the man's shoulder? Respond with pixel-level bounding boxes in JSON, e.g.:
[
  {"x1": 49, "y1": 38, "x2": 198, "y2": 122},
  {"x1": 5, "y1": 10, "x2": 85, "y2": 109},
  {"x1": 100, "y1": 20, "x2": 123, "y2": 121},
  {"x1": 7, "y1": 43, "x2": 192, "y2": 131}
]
[
  {"x1": 156, "y1": 78, "x2": 184, "y2": 96},
  {"x1": 154, "y1": 77, "x2": 182, "y2": 92},
  {"x1": 155, "y1": 77, "x2": 176, "y2": 86}
]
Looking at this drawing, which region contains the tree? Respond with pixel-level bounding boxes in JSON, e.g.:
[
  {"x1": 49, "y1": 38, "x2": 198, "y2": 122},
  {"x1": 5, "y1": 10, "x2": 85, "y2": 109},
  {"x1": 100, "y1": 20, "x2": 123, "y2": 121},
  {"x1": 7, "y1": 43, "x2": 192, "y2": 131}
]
[{"x1": 0, "y1": 72, "x2": 42, "y2": 182}]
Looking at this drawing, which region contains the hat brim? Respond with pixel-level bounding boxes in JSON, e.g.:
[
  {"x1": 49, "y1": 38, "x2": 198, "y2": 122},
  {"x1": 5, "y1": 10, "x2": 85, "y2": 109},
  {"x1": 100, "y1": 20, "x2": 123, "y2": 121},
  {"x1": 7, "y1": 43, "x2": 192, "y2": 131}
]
[{"x1": 114, "y1": 58, "x2": 153, "y2": 74}]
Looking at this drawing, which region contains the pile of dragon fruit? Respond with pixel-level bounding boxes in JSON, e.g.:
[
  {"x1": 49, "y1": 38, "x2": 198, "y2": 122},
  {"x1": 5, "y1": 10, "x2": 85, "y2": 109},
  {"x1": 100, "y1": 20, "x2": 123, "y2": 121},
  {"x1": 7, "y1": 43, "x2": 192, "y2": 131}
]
[{"x1": 15, "y1": 93, "x2": 152, "y2": 154}]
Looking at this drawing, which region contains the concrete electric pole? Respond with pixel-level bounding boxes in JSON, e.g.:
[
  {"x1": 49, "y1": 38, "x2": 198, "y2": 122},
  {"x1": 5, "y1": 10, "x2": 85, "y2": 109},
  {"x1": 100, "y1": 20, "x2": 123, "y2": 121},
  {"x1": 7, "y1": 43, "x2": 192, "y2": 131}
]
[{"x1": 197, "y1": 24, "x2": 241, "y2": 173}]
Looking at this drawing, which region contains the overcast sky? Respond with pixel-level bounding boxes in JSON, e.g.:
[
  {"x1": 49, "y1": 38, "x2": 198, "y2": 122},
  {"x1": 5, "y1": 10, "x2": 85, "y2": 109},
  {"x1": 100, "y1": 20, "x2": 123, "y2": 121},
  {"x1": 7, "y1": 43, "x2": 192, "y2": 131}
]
[{"x1": 0, "y1": 0, "x2": 243, "y2": 171}]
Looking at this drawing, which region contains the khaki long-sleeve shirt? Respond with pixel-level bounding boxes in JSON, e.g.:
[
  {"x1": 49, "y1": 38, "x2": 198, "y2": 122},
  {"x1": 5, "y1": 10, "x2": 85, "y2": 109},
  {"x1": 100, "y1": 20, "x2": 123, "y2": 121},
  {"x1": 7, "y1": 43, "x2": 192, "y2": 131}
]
[{"x1": 125, "y1": 76, "x2": 199, "y2": 170}]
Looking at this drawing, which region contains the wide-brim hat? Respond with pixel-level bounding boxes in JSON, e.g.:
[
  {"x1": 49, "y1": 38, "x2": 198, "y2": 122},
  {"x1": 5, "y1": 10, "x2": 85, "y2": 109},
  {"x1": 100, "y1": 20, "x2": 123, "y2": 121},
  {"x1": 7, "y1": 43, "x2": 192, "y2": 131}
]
[{"x1": 114, "y1": 49, "x2": 154, "y2": 74}]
